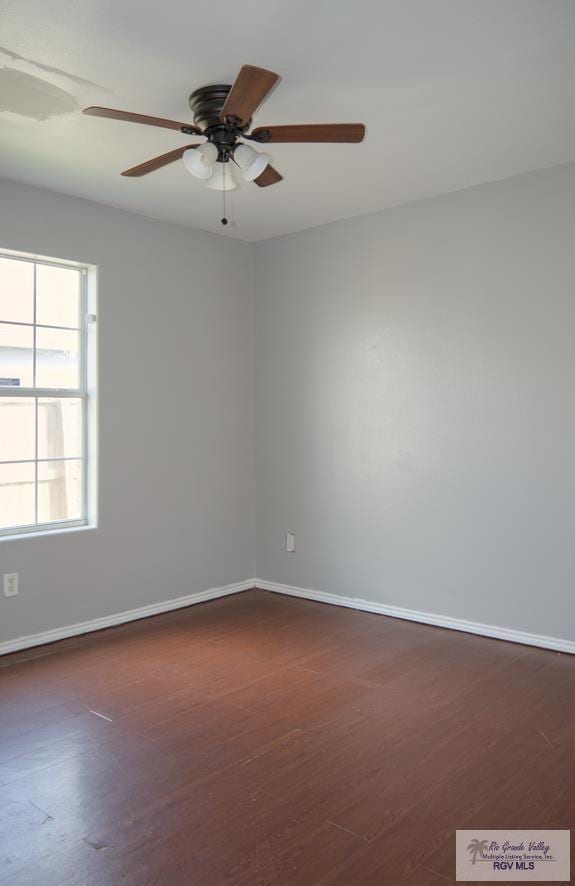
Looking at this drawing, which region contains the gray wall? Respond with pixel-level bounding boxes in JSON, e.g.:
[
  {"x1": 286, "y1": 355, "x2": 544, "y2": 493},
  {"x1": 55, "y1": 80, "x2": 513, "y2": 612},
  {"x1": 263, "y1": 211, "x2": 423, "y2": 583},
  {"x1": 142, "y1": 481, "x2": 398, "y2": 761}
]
[
  {"x1": 255, "y1": 161, "x2": 575, "y2": 642},
  {"x1": 3, "y1": 161, "x2": 575, "y2": 649},
  {"x1": 0, "y1": 178, "x2": 255, "y2": 644}
]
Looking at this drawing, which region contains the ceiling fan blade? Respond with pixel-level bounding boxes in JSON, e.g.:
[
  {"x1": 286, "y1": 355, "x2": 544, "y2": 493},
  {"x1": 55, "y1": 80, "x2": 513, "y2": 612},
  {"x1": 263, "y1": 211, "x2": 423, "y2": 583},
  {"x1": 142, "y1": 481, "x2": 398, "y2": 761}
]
[
  {"x1": 121, "y1": 145, "x2": 201, "y2": 177},
  {"x1": 251, "y1": 124, "x2": 365, "y2": 143},
  {"x1": 83, "y1": 106, "x2": 202, "y2": 134},
  {"x1": 220, "y1": 65, "x2": 280, "y2": 125},
  {"x1": 253, "y1": 164, "x2": 283, "y2": 188}
]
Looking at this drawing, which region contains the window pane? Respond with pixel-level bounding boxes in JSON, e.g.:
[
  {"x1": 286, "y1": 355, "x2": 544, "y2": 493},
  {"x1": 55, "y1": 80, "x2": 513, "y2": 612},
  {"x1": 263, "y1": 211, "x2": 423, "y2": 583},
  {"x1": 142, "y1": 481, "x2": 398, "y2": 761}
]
[
  {"x1": 0, "y1": 323, "x2": 34, "y2": 387},
  {"x1": 0, "y1": 257, "x2": 34, "y2": 324},
  {"x1": 38, "y1": 398, "x2": 82, "y2": 459},
  {"x1": 36, "y1": 265, "x2": 81, "y2": 329},
  {"x1": 0, "y1": 398, "x2": 35, "y2": 462},
  {"x1": 36, "y1": 328, "x2": 80, "y2": 389},
  {"x1": 38, "y1": 459, "x2": 82, "y2": 523},
  {"x1": 0, "y1": 462, "x2": 35, "y2": 529}
]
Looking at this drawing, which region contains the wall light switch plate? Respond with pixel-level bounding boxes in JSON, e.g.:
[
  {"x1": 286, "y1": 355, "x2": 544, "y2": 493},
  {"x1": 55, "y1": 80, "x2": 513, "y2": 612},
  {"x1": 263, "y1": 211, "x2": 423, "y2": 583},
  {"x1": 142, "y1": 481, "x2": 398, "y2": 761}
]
[
  {"x1": 286, "y1": 532, "x2": 295, "y2": 553},
  {"x1": 4, "y1": 573, "x2": 18, "y2": 597}
]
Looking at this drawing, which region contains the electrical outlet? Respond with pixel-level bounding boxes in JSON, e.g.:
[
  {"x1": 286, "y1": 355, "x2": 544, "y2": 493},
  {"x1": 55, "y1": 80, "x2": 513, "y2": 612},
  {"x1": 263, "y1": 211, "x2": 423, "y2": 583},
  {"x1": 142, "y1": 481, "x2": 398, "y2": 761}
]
[
  {"x1": 286, "y1": 532, "x2": 295, "y2": 553},
  {"x1": 3, "y1": 573, "x2": 18, "y2": 597}
]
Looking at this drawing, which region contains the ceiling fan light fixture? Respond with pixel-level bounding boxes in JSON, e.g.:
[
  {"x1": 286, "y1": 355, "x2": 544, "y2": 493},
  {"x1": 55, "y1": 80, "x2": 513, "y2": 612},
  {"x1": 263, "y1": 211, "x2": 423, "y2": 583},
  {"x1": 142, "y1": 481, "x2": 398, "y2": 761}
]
[
  {"x1": 182, "y1": 142, "x2": 218, "y2": 179},
  {"x1": 234, "y1": 143, "x2": 270, "y2": 182},
  {"x1": 205, "y1": 161, "x2": 238, "y2": 191},
  {"x1": 86, "y1": 65, "x2": 365, "y2": 207}
]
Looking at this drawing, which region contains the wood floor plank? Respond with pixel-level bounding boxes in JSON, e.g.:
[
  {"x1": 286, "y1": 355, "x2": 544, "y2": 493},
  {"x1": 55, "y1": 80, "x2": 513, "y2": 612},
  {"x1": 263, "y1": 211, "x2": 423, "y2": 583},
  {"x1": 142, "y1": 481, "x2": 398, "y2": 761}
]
[{"x1": 0, "y1": 589, "x2": 573, "y2": 885}]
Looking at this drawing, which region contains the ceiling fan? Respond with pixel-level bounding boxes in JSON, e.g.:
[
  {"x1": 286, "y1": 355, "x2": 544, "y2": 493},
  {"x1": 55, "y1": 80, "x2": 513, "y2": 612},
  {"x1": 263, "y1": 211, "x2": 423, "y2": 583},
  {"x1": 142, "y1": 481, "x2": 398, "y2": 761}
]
[{"x1": 83, "y1": 64, "x2": 365, "y2": 223}]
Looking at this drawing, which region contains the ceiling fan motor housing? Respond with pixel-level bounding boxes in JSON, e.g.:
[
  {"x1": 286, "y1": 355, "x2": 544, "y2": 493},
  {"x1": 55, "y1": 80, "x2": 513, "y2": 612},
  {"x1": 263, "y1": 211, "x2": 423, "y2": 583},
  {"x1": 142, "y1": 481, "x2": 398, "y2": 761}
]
[{"x1": 189, "y1": 84, "x2": 253, "y2": 159}]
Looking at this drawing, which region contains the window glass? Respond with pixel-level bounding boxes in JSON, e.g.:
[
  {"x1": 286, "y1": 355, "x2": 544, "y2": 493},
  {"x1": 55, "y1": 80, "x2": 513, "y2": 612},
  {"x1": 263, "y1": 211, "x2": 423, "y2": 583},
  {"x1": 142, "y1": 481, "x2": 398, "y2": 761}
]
[
  {"x1": 38, "y1": 398, "x2": 83, "y2": 459},
  {"x1": 38, "y1": 459, "x2": 82, "y2": 523},
  {"x1": 0, "y1": 256, "x2": 34, "y2": 324},
  {"x1": 36, "y1": 264, "x2": 81, "y2": 328},
  {"x1": 0, "y1": 323, "x2": 34, "y2": 387},
  {"x1": 0, "y1": 462, "x2": 35, "y2": 529},
  {"x1": 0, "y1": 398, "x2": 35, "y2": 461},
  {"x1": 36, "y1": 328, "x2": 80, "y2": 389}
]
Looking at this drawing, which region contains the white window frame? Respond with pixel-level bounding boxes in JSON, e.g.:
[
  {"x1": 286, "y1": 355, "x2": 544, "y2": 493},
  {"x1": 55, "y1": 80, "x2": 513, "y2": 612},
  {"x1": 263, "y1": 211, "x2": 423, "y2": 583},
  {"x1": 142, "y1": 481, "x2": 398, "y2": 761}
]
[{"x1": 0, "y1": 249, "x2": 97, "y2": 540}]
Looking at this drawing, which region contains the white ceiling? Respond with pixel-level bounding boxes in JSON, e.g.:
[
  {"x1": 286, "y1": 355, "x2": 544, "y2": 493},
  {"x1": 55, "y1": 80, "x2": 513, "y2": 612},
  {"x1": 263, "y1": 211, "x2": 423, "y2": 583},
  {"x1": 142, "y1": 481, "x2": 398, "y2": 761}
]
[{"x1": 1, "y1": 0, "x2": 574, "y2": 241}]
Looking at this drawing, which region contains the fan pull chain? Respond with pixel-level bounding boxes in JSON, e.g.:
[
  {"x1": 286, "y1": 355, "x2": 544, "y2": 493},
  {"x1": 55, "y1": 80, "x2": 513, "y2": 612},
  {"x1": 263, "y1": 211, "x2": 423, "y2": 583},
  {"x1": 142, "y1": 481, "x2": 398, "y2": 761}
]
[{"x1": 221, "y1": 160, "x2": 228, "y2": 226}]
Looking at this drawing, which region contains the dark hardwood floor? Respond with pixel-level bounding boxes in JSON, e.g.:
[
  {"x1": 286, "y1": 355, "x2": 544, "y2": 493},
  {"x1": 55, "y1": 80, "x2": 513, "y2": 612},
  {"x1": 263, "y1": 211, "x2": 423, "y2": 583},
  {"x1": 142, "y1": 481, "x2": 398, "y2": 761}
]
[{"x1": 0, "y1": 589, "x2": 574, "y2": 885}]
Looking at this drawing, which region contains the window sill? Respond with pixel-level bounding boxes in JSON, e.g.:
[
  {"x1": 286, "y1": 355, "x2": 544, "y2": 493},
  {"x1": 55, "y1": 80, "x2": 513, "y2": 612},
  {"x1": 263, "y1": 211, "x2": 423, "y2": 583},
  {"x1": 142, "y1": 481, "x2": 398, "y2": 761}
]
[{"x1": 0, "y1": 522, "x2": 97, "y2": 543}]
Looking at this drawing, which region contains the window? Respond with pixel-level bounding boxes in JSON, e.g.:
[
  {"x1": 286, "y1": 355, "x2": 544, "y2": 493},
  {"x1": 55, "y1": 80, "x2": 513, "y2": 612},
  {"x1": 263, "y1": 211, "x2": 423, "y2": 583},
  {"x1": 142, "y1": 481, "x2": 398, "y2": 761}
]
[{"x1": 0, "y1": 251, "x2": 96, "y2": 538}]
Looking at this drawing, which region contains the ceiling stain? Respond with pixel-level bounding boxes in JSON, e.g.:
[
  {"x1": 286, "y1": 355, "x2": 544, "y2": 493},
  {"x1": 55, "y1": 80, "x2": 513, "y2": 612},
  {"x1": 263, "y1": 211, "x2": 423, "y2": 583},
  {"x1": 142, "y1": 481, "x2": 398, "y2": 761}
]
[
  {"x1": 0, "y1": 68, "x2": 78, "y2": 119},
  {"x1": 0, "y1": 45, "x2": 109, "y2": 91}
]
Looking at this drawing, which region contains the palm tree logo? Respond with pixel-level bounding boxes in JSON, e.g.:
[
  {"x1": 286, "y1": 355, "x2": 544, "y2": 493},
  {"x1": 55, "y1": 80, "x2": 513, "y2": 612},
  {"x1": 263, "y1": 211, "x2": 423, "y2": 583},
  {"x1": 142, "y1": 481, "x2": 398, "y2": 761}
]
[{"x1": 467, "y1": 839, "x2": 489, "y2": 865}]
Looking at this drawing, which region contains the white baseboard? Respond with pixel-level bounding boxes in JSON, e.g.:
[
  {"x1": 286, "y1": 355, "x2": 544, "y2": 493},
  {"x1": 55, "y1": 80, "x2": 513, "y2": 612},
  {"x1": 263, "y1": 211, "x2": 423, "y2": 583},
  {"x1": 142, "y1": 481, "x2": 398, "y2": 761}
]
[
  {"x1": 4, "y1": 576, "x2": 573, "y2": 659},
  {"x1": 0, "y1": 579, "x2": 255, "y2": 656},
  {"x1": 256, "y1": 579, "x2": 575, "y2": 656}
]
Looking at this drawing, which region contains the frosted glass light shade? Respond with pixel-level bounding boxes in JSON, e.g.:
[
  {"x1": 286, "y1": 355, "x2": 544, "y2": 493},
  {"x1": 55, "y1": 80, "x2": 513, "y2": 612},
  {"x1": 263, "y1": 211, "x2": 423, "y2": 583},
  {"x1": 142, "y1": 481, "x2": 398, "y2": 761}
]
[
  {"x1": 205, "y1": 162, "x2": 237, "y2": 191},
  {"x1": 234, "y1": 143, "x2": 270, "y2": 181},
  {"x1": 182, "y1": 143, "x2": 218, "y2": 179}
]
